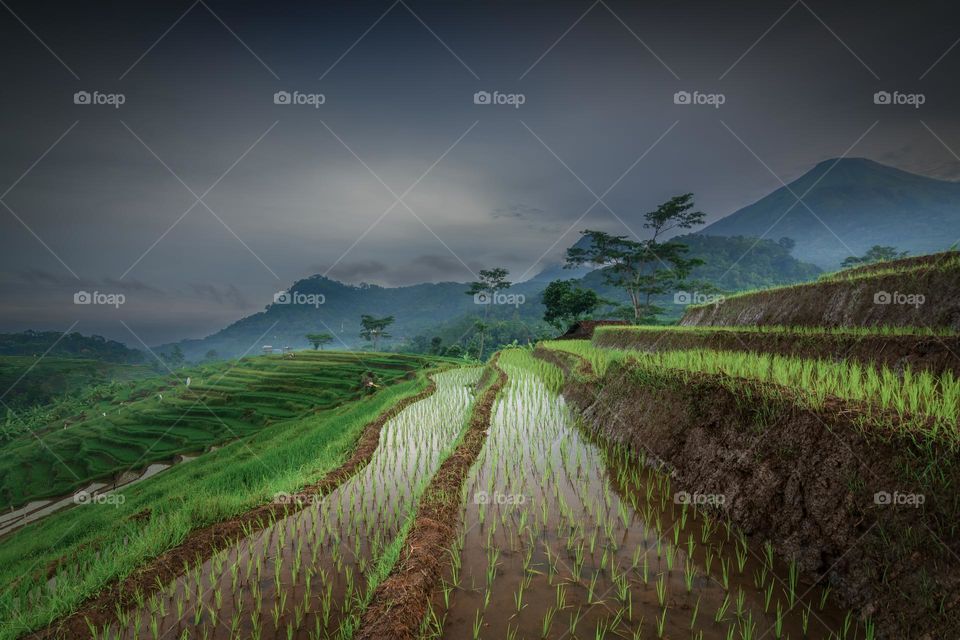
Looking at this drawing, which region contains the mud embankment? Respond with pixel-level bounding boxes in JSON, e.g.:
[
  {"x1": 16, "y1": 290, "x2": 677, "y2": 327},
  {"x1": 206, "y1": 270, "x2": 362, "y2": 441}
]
[
  {"x1": 537, "y1": 347, "x2": 960, "y2": 639},
  {"x1": 355, "y1": 359, "x2": 508, "y2": 640},
  {"x1": 681, "y1": 256, "x2": 960, "y2": 329},
  {"x1": 595, "y1": 327, "x2": 960, "y2": 378}
]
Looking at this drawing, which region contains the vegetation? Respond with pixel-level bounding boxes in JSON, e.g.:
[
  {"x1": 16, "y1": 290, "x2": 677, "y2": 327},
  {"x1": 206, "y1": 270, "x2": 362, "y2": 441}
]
[
  {"x1": 0, "y1": 356, "x2": 152, "y2": 410},
  {"x1": 541, "y1": 279, "x2": 604, "y2": 331},
  {"x1": 0, "y1": 355, "x2": 449, "y2": 639},
  {"x1": 543, "y1": 341, "x2": 960, "y2": 447},
  {"x1": 305, "y1": 332, "x2": 335, "y2": 350},
  {"x1": 686, "y1": 250, "x2": 960, "y2": 309},
  {"x1": 465, "y1": 267, "x2": 513, "y2": 357},
  {"x1": 841, "y1": 245, "x2": 908, "y2": 269},
  {"x1": 0, "y1": 351, "x2": 432, "y2": 508},
  {"x1": 100, "y1": 368, "x2": 480, "y2": 640},
  {"x1": 0, "y1": 330, "x2": 144, "y2": 363},
  {"x1": 359, "y1": 315, "x2": 394, "y2": 350},
  {"x1": 433, "y1": 348, "x2": 863, "y2": 639},
  {"x1": 593, "y1": 323, "x2": 957, "y2": 339},
  {"x1": 566, "y1": 194, "x2": 707, "y2": 322}
]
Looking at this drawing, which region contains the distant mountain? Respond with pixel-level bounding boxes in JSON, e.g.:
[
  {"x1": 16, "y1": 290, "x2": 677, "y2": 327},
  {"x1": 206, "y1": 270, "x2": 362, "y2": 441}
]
[
  {"x1": 700, "y1": 158, "x2": 960, "y2": 267},
  {"x1": 165, "y1": 234, "x2": 820, "y2": 360},
  {"x1": 162, "y1": 276, "x2": 546, "y2": 360}
]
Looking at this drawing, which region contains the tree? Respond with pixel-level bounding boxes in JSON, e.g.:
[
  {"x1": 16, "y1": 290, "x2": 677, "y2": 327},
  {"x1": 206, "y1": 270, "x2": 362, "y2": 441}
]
[
  {"x1": 777, "y1": 237, "x2": 796, "y2": 252},
  {"x1": 162, "y1": 345, "x2": 185, "y2": 369},
  {"x1": 306, "y1": 332, "x2": 334, "y2": 350},
  {"x1": 566, "y1": 194, "x2": 706, "y2": 322},
  {"x1": 359, "y1": 315, "x2": 394, "y2": 351},
  {"x1": 204, "y1": 349, "x2": 218, "y2": 361},
  {"x1": 542, "y1": 279, "x2": 603, "y2": 331},
  {"x1": 841, "y1": 245, "x2": 908, "y2": 269},
  {"x1": 465, "y1": 268, "x2": 513, "y2": 359}
]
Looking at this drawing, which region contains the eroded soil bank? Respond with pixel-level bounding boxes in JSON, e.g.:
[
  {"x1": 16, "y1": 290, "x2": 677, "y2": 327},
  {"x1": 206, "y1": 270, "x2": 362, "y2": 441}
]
[
  {"x1": 536, "y1": 346, "x2": 960, "y2": 639},
  {"x1": 594, "y1": 327, "x2": 960, "y2": 377},
  {"x1": 680, "y1": 254, "x2": 960, "y2": 329}
]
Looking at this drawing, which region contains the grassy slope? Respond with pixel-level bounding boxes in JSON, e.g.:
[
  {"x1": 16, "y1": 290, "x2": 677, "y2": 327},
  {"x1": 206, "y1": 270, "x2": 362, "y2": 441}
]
[
  {"x1": 0, "y1": 352, "x2": 434, "y2": 508},
  {"x1": 0, "y1": 356, "x2": 152, "y2": 408},
  {"x1": 0, "y1": 358, "x2": 441, "y2": 639}
]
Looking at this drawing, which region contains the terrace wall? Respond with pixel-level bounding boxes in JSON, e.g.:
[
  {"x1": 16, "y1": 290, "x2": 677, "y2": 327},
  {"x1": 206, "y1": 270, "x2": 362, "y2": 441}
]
[{"x1": 680, "y1": 256, "x2": 960, "y2": 329}]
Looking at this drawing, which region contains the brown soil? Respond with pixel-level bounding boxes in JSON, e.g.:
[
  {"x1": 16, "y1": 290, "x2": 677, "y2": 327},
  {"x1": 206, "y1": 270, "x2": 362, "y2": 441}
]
[
  {"x1": 32, "y1": 376, "x2": 439, "y2": 640},
  {"x1": 594, "y1": 327, "x2": 960, "y2": 377},
  {"x1": 354, "y1": 359, "x2": 508, "y2": 640},
  {"x1": 536, "y1": 347, "x2": 960, "y2": 639},
  {"x1": 680, "y1": 254, "x2": 960, "y2": 329}
]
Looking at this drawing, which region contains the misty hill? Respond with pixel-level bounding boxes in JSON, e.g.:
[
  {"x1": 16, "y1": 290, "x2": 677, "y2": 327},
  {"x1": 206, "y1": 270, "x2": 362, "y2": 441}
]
[
  {"x1": 700, "y1": 158, "x2": 960, "y2": 268},
  {"x1": 0, "y1": 330, "x2": 144, "y2": 363},
  {"x1": 165, "y1": 235, "x2": 819, "y2": 360}
]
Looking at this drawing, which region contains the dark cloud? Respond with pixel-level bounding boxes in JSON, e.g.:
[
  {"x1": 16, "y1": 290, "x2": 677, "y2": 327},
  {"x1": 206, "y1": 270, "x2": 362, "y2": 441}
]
[
  {"x1": 2, "y1": 1, "x2": 960, "y2": 344},
  {"x1": 188, "y1": 283, "x2": 252, "y2": 309},
  {"x1": 491, "y1": 204, "x2": 546, "y2": 219}
]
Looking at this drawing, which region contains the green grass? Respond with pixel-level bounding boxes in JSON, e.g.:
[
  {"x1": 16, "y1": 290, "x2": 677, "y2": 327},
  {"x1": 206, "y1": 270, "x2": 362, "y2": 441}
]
[
  {"x1": 0, "y1": 358, "x2": 445, "y2": 639},
  {"x1": 593, "y1": 324, "x2": 958, "y2": 339},
  {"x1": 543, "y1": 341, "x2": 960, "y2": 447},
  {"x1": 0, "y1": 351, "x2": 437, "y2": 509}
]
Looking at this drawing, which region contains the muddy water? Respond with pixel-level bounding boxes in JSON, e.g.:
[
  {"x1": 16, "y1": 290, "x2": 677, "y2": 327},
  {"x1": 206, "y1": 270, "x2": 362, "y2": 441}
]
[
  {"x1": 115, "y1": 368, "x2": 480, "y2": 640},
  {"x1": 438, "y1": 367, "x2": 862, "y2": 640},
  {"x1": 0, "y1": 458, "x2": 193, "y2": 538}
]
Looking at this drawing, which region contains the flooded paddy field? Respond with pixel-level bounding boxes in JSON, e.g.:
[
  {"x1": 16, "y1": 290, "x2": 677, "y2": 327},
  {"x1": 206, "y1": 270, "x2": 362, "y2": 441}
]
[
  {"x1": 433, "y1": 353, "x2": 864, "y2": 640},
  {"x1": 111, "y1": 368, "x2": 480, "y2": 640}
]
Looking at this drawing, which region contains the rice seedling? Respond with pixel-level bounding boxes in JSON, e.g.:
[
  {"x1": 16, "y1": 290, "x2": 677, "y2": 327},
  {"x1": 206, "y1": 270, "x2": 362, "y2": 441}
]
[{"x1": 543, "y1": 341, "x2": 960, "y2": 446}]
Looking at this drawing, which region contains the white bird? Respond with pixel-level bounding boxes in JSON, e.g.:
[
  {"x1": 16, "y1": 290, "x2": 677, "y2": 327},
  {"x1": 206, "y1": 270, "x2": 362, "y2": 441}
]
[
  {"x1": 158, "y1": 393, "x2": 163, "y2": 401},
  {"x1": 186, "y1": 377, "x2": 191, "y2": 387},
  {"x1": 102, "y1": 412, "x2": 106, "y2": 417}
]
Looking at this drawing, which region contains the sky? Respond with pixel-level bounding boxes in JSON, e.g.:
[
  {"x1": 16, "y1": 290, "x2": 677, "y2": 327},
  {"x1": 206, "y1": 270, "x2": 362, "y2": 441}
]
[{"x1": 2, "y1": 0, "x2": 960, "y2": 345}]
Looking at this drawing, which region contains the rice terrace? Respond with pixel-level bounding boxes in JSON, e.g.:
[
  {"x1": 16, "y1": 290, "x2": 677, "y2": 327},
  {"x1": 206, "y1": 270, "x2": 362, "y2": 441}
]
[{"x1": 2, "y1": 2, "x2": 960, "y2": 639}]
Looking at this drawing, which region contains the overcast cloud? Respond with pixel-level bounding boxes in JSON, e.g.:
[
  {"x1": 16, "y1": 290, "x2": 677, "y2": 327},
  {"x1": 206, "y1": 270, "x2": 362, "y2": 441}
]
[{"x1": 2, "y1": 1, "x2": 959, "y2": 343}]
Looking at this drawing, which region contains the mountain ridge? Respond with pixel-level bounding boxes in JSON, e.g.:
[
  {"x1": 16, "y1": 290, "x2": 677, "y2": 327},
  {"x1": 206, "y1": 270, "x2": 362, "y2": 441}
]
[{"x1": 700, "y1": 157, "x2": 960, "y2": 267}]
